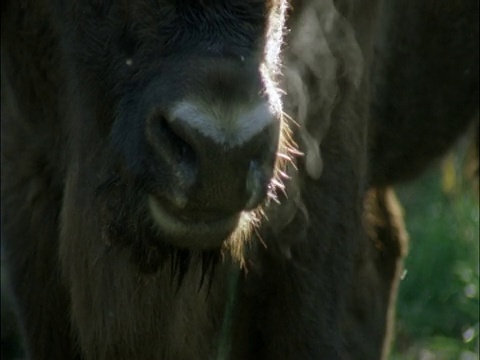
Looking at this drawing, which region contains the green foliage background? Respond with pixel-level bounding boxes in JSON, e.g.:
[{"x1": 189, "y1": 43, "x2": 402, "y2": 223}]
[{"x1": 392, "y1": 146, "x2": 479, "y2": 360}]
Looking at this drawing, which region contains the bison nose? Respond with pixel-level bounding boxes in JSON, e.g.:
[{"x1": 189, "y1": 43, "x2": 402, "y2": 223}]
[{"x1": 146, "y1": 101, "x2": 279, "y2": 217}]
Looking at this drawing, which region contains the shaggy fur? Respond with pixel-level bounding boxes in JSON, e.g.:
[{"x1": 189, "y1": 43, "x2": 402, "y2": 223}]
[
  {"x1": 1, "y1": 0, "x2": 372, "y2": 358},
  {"x1": 1, "y1": 0, "x2": 478, "y2": 359},
  {"x1": 342, "y1": 188, "x2": 409, "y2": 360}
]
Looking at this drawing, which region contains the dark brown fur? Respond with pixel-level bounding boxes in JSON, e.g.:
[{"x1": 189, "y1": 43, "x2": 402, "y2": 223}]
[
  {"x1": 1, "y1": 0, "x2": 478, "y2": 360},
  {"x1": 0, "y1": 0, "x2": 371, "y2": 358},
  {"x1": 345, "y1": 0, "x2": 478, "y2": 358},
  {"x1": 342, "y1": 188, "x2": 409, "y2": 360},
  {"x1": 369, "y1": 0, "x2": 479, "y2": 186}
]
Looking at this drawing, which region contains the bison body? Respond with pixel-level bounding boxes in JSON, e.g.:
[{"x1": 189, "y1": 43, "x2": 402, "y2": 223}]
[{"x1": 1, "y1": 0, "x2": 477, "y2": 359}]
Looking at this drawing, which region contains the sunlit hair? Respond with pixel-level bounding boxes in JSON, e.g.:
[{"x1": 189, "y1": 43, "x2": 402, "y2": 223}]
[
  {"x1": 222, "y1": 0, "x2": 296, "y2": 266},
  {"x1": 224, "y1": 0, "x2": 366, "y2": 264}
]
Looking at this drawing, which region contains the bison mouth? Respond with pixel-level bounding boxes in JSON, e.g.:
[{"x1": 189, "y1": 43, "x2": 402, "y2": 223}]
[{"x1": 148, "y1": 196, "x2": 243, "y2": 249}]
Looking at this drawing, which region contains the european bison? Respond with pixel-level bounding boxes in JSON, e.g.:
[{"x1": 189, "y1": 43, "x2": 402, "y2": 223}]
[
  {"x1": 1, "y1": 0, "x2": 478, "y2": 360},
  {"x1": 345, "y1": 0, "x2": 478, "y2": 358}
]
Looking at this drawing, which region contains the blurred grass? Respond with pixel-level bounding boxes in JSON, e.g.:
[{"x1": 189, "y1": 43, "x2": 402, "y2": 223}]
[{"x1": 391, "y1": 143, "x2": 479, "y2": 360}]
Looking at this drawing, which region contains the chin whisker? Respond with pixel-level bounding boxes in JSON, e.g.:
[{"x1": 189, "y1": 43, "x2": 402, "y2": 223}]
[{"x1": 173, "y1": 249, "x2": 191, "y2": 293}]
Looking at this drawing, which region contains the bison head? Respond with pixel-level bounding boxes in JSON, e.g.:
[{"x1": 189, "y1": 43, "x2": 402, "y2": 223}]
[{"x1": 57, "y1": 0, "x2": 291, "y2": 269}]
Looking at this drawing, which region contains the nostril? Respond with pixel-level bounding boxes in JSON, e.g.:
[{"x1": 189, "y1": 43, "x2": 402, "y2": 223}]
[
  {"x1": 146, "y1": 101, "x2": 277, "y2": 216},
  {"x1": 159, "y1": 115, "x2": 196, "y2": 164},
  {"x1": 147, "y1": 111, "x2": 196, "y2": 167}
]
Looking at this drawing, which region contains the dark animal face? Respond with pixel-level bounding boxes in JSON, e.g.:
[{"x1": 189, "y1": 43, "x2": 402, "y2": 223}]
[{"x1": 57, "y1": 1, "x2": 288, "y2": 257}]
